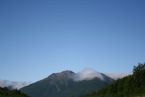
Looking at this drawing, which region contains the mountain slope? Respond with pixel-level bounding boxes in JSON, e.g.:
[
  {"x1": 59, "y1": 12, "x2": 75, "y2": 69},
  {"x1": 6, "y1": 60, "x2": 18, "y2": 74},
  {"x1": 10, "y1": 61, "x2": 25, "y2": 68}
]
[
  {"x1": 0, "y1": 87, "x2": 30, "y2": 97},
  {"x1": 21, "y1": 70, "x2": 113, "y2": 97},
  {"x1": 82, "y1": 63, "x2": 145, "y2": 97}
]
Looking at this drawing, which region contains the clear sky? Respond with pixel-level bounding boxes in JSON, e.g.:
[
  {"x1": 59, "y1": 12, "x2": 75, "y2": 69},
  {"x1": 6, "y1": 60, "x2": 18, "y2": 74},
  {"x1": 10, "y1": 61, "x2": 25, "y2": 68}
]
[{"x1": 0, "y1": 0, "x2": 145, "y2": 82}]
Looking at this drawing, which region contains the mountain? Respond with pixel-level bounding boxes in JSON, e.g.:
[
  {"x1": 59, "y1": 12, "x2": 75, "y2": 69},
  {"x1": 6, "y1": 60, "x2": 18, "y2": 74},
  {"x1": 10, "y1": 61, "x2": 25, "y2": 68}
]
[
  {"x1": 0, "y1": 80, "x2": 30, "y2": 90},
  {"x1": 0, "y1": 87, "x2": 30, "y2": 97},
  {"x1": 82, "y1": 63, "x2": 145, "y2": 97},
  {"x1": 21, "y1": 70, "x2": 113, "y2": 97}
]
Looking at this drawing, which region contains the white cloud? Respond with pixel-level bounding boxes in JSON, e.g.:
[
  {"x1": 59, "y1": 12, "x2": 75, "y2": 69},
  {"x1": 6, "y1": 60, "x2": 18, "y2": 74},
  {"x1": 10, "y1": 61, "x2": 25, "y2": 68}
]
[
  {"x1": 106, "y1": 72, "x2": 132, "y2": 80},
  {"x1": 73, "y1": 68, "x2": 104, "y2": 81},
  {"x1": 0, "y1": 80, "x2": 30, "y2": 89}
]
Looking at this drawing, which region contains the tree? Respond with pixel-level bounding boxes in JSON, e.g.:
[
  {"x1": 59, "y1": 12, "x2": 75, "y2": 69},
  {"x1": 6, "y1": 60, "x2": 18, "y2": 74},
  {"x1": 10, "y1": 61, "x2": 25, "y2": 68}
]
[{"x1": 82, "y1": 63, "x2": 145, "y2": 97}]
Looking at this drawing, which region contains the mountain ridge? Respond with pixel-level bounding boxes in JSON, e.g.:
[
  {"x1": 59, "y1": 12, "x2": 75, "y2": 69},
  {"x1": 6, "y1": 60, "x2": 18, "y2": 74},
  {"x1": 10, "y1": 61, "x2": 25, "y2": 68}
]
[{"x1": 21, "y1": 70, "x2": 113, "y2": 97}]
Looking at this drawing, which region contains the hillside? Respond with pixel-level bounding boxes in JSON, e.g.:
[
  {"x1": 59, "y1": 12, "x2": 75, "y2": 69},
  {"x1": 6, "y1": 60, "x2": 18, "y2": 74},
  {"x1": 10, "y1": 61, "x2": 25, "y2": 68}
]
[
  {"x1": 0, "y1": 87, "x2": 29, "y2": 97},
  {"x1": 82, "y1": 63, "x2": 145, "y2": 97},
  {"x1": 21, "y1": 70, "x2": 113, "y2": 97}
]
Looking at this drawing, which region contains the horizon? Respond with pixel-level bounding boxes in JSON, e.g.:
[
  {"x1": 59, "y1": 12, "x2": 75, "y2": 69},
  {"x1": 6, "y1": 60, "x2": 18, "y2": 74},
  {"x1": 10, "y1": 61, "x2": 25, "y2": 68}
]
[
  {"x1": 0, "y1": 68, "x2": 130, "y2": 87},
  {"x1": 0, "y1": 0, "x2": 145, "y2": 82},
  {"x1": 0, "y1": 68, "x2": 131, "y2": 82}
]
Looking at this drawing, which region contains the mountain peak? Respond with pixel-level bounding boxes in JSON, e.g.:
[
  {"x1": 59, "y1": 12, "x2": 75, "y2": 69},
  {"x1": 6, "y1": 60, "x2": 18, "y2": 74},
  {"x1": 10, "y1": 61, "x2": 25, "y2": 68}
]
[
  {"x1": 60, "y1": 70, "x2": 74, "y2": 74},
  {"x1": 60, "y1": 70, "x2": 75, "y2": 77},
  {"x1": 21, "y1": 69, "x2": 113, "y2": 97},
  {"x1": 48, "y1": 70, "x2": 75, "y2": 80}
]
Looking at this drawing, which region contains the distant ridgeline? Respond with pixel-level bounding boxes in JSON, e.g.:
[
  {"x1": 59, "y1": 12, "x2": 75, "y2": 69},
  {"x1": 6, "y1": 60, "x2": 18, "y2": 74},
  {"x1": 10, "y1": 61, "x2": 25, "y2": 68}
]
[
  {"x1": 0, "y1": 87, "x2": 29, "y2": 97},
  {"x1": 82, "y1": 63, "x2": 145, "y2": 97}
]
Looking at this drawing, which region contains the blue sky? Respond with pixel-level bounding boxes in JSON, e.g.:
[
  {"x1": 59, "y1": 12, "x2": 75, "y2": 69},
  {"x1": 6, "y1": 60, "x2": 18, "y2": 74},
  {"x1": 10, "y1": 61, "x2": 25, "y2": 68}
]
[{"x1": 0, "y1": 0, "x2": 145, "y2": 82}]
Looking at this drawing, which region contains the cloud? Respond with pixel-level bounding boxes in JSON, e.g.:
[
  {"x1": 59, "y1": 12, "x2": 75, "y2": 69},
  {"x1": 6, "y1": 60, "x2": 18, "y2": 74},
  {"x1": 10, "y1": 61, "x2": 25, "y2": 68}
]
[
  {"x1": 73, "y1": 68, "x2": 104, "y2": 81},
  {"x1": 0, "y1": 80, "x2": 30, "y2": 89},
  {"x1": 106, "y1": 72, "x2": 132, "y2": 80},
  {"x1": 0, "y1": 80, "x2": 6, "y2": 88}
]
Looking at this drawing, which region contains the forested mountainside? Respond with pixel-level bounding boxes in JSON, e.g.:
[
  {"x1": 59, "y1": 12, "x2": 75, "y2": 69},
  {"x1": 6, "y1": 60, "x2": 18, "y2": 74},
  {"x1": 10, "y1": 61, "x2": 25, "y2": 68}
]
[
  {"x1": 0, "y1": 87, "x2": 29, "y2": 97},
  {"x1": 82, "y1": 63, "x2": 145, "y2": 97}
]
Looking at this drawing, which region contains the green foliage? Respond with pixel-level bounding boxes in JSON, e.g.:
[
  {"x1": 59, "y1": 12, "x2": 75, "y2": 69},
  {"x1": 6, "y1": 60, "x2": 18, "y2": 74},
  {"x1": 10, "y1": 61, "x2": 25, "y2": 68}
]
[
  {"x1": 0, "y1": 87, "x2": 30, "y2": 97},
  {"x1": 82, "y1": 63, "x2": 145, "y2": 97}
]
